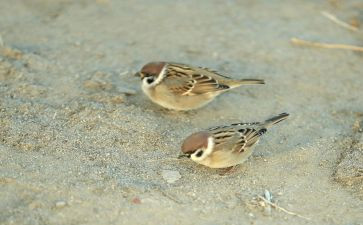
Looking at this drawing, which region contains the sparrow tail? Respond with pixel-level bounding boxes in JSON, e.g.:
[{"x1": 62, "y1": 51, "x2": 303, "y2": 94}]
[
  {"x1": 226, "y1": 79, "x2": 264, "y2": 88},
  {"x1": 238, "y1": 79, "x2": 265, "y2": 85},
  {"x1": 263, "y1": 113, "x2": 289, "y2": 128}
]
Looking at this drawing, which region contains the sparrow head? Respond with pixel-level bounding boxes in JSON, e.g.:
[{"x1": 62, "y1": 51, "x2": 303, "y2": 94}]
[
  {"x1": 179, "y1": 131, "x2": 214, "y2": 161},
  {"x1": 135, "y1": 62, "x2": 166, "y2": 86}
]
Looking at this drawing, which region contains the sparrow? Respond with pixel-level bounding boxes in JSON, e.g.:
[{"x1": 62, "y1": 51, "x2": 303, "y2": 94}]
[
  {"x1": 178, "y1": 113, "x2": 289, "y2": 169},
  {"x1": 135, "y1": 62, "x2": 264, "y2": 111}
]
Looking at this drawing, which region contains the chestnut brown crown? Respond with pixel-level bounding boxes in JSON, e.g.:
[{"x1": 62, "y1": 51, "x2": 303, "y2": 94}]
[
  {"x1": 139, "y1": 62, "x2": 166, "y2": 78},
  {"x1": 181, "y1": 132, "x2": 210, "y2": 154}
]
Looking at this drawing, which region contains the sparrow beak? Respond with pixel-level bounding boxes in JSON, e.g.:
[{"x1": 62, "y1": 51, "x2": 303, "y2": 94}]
[
  {"x1": 134, "y1": 72, "x2": 144, "y2": 79},
  {"x1": 178, "y1": 153, "x2": 190, "y2": 159}
]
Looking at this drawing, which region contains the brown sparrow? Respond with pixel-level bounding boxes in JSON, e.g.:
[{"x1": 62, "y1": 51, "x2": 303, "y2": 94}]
[
  {"x1": 179, "y1": 113, "x2": 289, "y2": 168},
  {"x1": 135, "y1": 62, "x2": 264, "y2": 110}
]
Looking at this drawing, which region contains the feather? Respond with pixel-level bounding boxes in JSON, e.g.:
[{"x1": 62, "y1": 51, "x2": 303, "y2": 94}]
[{"x1": 164, "y1": 64, "x2": 233, "y2": 96}]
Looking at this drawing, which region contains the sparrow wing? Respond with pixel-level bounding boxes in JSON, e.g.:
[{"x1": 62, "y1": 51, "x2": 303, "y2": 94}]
[
  {"x1": 164, "y1": 63, "x2": 230, "y2": 96},
  {"x1": 194, "y1": 66, "x2": 233, "y2": 79},
  {"x1": 233, "y1": 127, "x2": 266, "y2": 153},
  {"x1": 209, "y1": 123, "x2": 266, "y2": 153},
  {"x1": 209, "y1": 127, "x2": 237, "y2": 150}
]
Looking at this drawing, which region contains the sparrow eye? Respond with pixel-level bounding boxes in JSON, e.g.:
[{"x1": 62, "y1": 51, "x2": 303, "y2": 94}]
[
  {"x1": 146, "y1": 77, "x2": 155, "y2": 84},
  {"x1": 195, "y1": 150, "x2": 203, "y2": 157}
]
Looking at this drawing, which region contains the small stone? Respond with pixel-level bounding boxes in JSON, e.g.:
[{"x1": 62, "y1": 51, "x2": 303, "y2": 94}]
[
  {"x1": 29, "y1": 201, "x2": 41, "y2": 209},
  {"x1": 1, "y1": 47, "x2": 23, "y2": 60},
  {"x1": 161, "y1": 170, "x2": 181, "y2": 184},
  {"x1": 118, "y1": 87, "x2": 136, "y2": 95},
  {"x1": 73, "y1": 41, "x2": 81, "y2": 46},
  {"x1": 55, "y1": 200, "x2": 66, "y2": 208},
  {"x1": 110, "y1": 96, "x2": 124, "y2": 104},
  {"x1": 83, "y1": 80, "x2": 113, "y2": 91},
  {"x1": 119, "y1": 70, "x2": 129, "y2": 76},
  {"x1": 132, "y1": 197, "x2": 141, "y2": 204},
  {"x1": 350, "y1": 17, "x2": 360, "y2": 28},
  {"x1": 225, "y1": 200, "x2": 237, "y2": 209}
]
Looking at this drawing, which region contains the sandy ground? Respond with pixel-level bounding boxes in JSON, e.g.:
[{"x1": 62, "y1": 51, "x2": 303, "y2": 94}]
[{"x1": 1, "y1": 0, "x2": 363, "y2": 224}]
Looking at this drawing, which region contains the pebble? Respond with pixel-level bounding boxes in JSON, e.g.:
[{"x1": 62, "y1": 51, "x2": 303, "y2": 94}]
[
  {"x1": 118, "y1": 87, "x2": 136, "y2": 95},
  {"x1": 55, "y1": 200, "x2": 66, "y2": 208},
  {"x1": 132, "y1": 197, "x2": 141, "y2": 204},
  {"x1": 161, "y1": 170, "x2": 181, "y2": 184},
  {"x1": 110, "y1": 96, "x2": 124, "y2": 104}
]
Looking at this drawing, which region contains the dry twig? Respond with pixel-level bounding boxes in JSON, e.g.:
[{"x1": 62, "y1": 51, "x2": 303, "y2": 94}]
[
  {"x1": 160, "y1": 190, "x2": 183, "y2": 204},
  {"x1": 321, "y1": 11, "x2": 358, "y2": 32},
  {"x1": 257, "y1": 195, "x2": 311, "y2": 221},
  {"x1": 291, "y1": 38, "x2": 363, "y2": 52}
]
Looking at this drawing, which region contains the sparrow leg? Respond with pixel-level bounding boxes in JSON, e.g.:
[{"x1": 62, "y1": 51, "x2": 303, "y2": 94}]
[{"x1": 218, "y1": 165, "x2": 239, "y2": 176}]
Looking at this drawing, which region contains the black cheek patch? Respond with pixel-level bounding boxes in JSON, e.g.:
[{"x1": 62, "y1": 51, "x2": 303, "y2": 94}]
[
  {"x1": 146, "y1": 77, "x2": 154, "y2": 84},
  {"x1": 196, "y1": 151, "x2": 203, "y2": 157}
]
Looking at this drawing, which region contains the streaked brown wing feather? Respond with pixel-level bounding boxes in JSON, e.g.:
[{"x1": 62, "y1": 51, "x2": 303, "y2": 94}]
[
  {"x1": 188, "y1": 74, "x2": 229, "y2": 94},
  {"x1": 165, "y1": 64, "x2": 230, "y2": 96},
  {"x1": 210, "y1": 128, "x2": 241, "y2": 154},
  {"x1": 162, "y1": 66, "x2": 194, "y2": 95},
  {"x1": 234, "y1": 127, "x2": 267, "y2": 151},
  {"x1": 210, "y1": 124, "x2": 265, "y2": 153},
  {"x1": 196, "y1": 67, "x2": 233, "y2": 79}
]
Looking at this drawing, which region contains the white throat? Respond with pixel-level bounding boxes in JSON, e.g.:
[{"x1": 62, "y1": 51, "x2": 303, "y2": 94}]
[{"x1": 205, "y1": 136, "x2": 215, "y2": 156}]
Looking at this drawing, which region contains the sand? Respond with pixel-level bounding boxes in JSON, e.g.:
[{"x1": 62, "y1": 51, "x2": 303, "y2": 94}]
[{"x1": 0, "y1": 0, "x2": 362, "y2": 224}]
